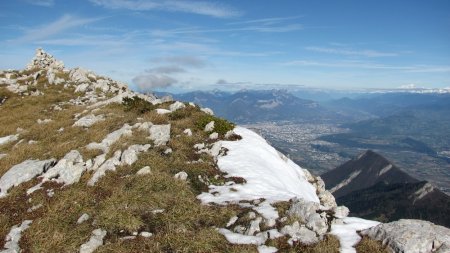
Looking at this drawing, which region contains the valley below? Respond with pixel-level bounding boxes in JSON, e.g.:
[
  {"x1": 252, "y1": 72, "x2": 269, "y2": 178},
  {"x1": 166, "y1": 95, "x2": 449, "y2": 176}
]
[{"x1": 244, "y1": 121, "x2": 450, "y2": 195}]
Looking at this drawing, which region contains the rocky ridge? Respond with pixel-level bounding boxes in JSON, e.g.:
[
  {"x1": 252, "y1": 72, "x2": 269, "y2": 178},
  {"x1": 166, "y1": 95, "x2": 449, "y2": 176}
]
[{"x1": 0, "y1": 49, "x2": 448, "y2": 253}]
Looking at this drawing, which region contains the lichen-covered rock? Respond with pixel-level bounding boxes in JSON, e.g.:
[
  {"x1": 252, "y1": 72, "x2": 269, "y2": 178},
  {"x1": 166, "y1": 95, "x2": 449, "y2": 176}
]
[
  {"x1": 361, "y1": 219, "x2": 450, "y2": 253},
  {"x1": 0, "y1": 159, "x2": 55, "y2": 198}
]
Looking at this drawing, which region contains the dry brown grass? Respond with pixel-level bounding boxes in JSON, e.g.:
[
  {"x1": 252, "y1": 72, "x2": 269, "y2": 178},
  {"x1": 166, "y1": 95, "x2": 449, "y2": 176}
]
[{"x1": 355, "y1": 236, "x2": 389, "y2": 253}]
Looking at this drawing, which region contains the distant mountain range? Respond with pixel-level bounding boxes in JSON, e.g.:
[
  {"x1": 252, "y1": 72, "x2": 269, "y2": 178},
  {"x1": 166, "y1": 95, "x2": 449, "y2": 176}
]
[
  {"x1": 164, "y1": 89, "x2": 355, "y2": 123},
  {"x1": 322, "y1": 150, "x2": 450, "y2": 227}
]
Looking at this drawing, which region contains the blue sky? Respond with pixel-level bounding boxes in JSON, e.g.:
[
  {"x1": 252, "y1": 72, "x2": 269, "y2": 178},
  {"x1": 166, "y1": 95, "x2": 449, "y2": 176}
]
[{"x1": 0, "y1": 0, "x2": 449, "y2": 92}]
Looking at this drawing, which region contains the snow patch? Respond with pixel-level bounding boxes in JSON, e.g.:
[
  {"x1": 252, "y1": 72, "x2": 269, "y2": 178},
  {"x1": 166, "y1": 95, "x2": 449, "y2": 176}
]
[
  {"x1": 378, "y1": 164, "x2": 392, "y2": 176},
  {"x1": 218, "y1": 228, "x2": 267, "y2": 245},
  {"x1": 330, "y1": 217, "x2": 380, "y2": 253},
  {"x1": 330, "y1": 170, "x2": 361, "y2": 193},
  {"x1": 198, "y1": 126, "x2": 319, "y2": 204}
]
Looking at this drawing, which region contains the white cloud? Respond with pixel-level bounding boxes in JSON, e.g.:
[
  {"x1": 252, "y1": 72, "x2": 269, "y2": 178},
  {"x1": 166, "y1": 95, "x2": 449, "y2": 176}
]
[
  {"x1": 153, "y1": 55, "x2": 207, "y2": 68},
  {"x1": 89, "y1": 0, "x2": 240, "y2": 18},
  {"x1": 133, "y1": 74, "x2": 177, "y2": 91},
  {"x1": 15, "y1": 15, "x2": 101, "y2": 42},
  {"x1": 305, "y1": 46, "x2": 398, "y2": 57}
]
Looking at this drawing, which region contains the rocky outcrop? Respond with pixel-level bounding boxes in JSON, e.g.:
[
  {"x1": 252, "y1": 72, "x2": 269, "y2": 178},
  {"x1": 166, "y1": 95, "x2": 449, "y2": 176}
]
[
  {"x1": 361, "y1": 219, "x2": 450, "y2": 253},
  {"x1": 149, "y1": 124, "x2": 171, "y2": 146},
  {"x1": 0, "y1": 159, "x2": 55, "y2": 198}
]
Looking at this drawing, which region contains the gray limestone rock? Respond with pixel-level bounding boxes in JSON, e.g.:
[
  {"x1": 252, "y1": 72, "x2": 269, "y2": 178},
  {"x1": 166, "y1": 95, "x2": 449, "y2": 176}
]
[
  {"x1": 174, "y1": 171, "x2": 188, "y2": 181},
  {"x1": 149, "y1": 124, "x2": 171, "y2": 146},
  {"x1": 204, "y1": 121, "x2": 215, "y2": 132},
  {"x1": 1, "y1": 220, "x2": 32, "y2": 253},
  {"x1": 41, "y1": 150, "x2": 86, "y2": 185},
  {"x1": 0, "y1": 159, "x2": 55, "y2": 198},
  {"x1": 361, "y1": 219, "x2": 450, "y2": 253},
  {"x1": 281, "y1": 221, "x2": 319, "y2": 246},
  {"x1": 73, "y1": 114, "x2": 104, "y2": 128},
  {"x1": 169, "y1": 101, "x2": 185, "y2": 112},
  {"x1": 79, "y1": 228, "x2": 107, "y2": 253}
]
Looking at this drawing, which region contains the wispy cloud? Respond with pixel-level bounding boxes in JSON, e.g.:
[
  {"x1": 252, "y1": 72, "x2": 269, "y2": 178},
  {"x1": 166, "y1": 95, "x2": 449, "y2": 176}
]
[
  {"x1": 14, "y1": 14, "x2": 101, "y2": 42},
  {"x1": 227, "y1": 15, "x2": 303, "y2": 25},
  {"x1": 23, "y1": 0, "x2": 54, "y2": 7},
  {"x1": 153, "y1": 55, "x2": 207, "y2": 68},
  {"x1": 89, "y1": 0, "x2": 240, "y2": 18},
  {"x1": 305, "y1": 46, "x2": 398, "y2": 57},
  {"x1": 282, "y1": 59, "x2": 450, "y2": 73}
]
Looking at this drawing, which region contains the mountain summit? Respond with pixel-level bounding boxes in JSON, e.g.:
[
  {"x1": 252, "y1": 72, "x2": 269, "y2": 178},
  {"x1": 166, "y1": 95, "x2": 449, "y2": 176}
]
[{"x1": 322, "y1": 150, "x2": 450, "y2": 227}]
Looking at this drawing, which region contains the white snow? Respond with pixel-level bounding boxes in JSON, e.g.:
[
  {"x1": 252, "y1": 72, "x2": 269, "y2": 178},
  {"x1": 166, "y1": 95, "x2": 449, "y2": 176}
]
[
  {"x1": 0, "y1": 134, "x2": 19, "y2": 146},
  {"x1": 330, "y1": 217, "x2": 380, "y2": 253},
  {"x1": 198, "y1": 126, "x2": 319, "y2": 205},
  {"x1": 330, "y1": 170, "x2": 361, "y2": 193},
  {"x1": 257, "y1": 245, "x2": 278, "y2": 253},
  {"x1": 378, "y1": 164, "x2": 392, "y2": 176},
  {"x1": 1, "y1": 220, "x2": 32, "y2": 253},
  {"x1": 218, "y1": 228, "x2": 267, "y2": 245}
]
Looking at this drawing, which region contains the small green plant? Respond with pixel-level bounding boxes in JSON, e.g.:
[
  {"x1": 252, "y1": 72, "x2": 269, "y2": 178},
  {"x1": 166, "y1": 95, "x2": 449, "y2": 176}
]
[
  {"x1": 122, "y1": 96, "x2": 155, "y2": 114},
  {"x1": 169, "y1": 108, "x2": 191, "y2": 120},
  {"x1": 196, "y1": 114, "x2": 234, "y2": 135}
]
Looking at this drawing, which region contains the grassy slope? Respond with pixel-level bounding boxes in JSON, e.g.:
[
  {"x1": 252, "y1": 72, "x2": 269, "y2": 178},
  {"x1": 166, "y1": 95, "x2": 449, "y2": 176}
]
[{"x1": 0, "y1": 68, "x2": 386, "y2": 252}]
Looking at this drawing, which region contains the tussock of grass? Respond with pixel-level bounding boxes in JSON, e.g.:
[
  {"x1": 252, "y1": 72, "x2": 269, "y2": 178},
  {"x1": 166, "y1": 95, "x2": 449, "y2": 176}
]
[
  {"x1": 195, "y1": 114, "x2": 235, "y2": 135},
  {"x1": 355, "y1": 236, "x2": 389, "y2": 253}
]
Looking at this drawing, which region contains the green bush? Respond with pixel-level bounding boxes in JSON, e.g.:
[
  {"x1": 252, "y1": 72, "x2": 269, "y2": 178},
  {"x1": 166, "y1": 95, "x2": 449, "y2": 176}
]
[
  {"x1": 196, "y1": 114, "x2": 234, "y2": 135},
  {"x1": 122, "y1": 96, "x2": 155, "y2": 114}
]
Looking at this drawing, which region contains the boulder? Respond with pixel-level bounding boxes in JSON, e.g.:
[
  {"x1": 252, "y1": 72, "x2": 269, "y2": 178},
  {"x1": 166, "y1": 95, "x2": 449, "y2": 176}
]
[
  {"x1": 281, "y1": 221, "x2": 319, "y2": 245},
  {"x1": 69, "y1": 68, "x2": 90, "y2": 83},
  {"x1": 121, "y1": 144, "x2": 151, "y2": 165},
  {"x1": 287, "y1": 198, "x2": 320, "y2": 224},
  {"x1": 136, "y1": 166, "x2": 151, "y2": 175},
  {"x1": 204, "y1": 121, "x2": 214, "y2": 132},
  {"x1": 174, "y1": 171, "x2": 188, "y2": 181},
  {"x1": 41, "y1": 150, "x2": 86, "y2": 185},
  {"x1": 73, "y1": 114, "x2": 104, "y2": 128},
  {"x1": 0, "y1": 159, "x2": 55, "y2": 198},
  {"x1": 361, "y1": 219, "x2": 450, "y2": 253},
  {"x1": 169, "y1": 101, "x2": 185, "y2": 112},
  {"x1": 149, "y1": 124, "x2": 171, "y2": 146},
  {"x1": 333, "y1": 206, "x2": 349, "y2": 219},
  {"x1": 305, "y1": 213, "x2": 328, "y2": 235}
]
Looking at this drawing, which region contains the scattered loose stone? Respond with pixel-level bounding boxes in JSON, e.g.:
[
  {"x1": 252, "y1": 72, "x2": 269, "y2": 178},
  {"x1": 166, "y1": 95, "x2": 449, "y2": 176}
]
[
  {"x1": 121, "y1": 144, "x2": 151, "y2": 165},
  {"x1": 37, "y1": 118, "x2": 52, "y2": 124},
  {"x1": 88, "y1": 150, "x2": 122, "y2": 186},
  {"x1": 174, "y1": 171, "x2": 188, "y2": 181},
  {"x1": 164, "y1": 148, "x2": 172, "y2": 155},
  {"x1": 86, "y1": 124, "x2": 133, "y2": 153},
  {"x1": 79, "y1": 229, "x2": 107, "y2": 253},
  {"x1": 204, "y1": 121, "x2": 214, "y2": 132},
  {"x1": 136, "y1": 166, "x2": 151, "y2": 175},
  {"x1": 226, "y1": 216, "x2": 239, "y2": 227},
  {"x1": 183, "y1": 129, "x2": 192, "y2": 136},
  {"x1": 77, "y1": 213, "x2": 90, "y2": 224},
  {"x1": 281, "y1": 221, "x2": 318, "y2": 246},
  {"x1": 333, "y1": 206, "x2": 350, "y2": 219},
  {"x1": 27, "y1": 204, "x2": 43, "y2": 213},
  {"x1": 140, "y1": 231, "x2": 153, "y2": 238}
]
